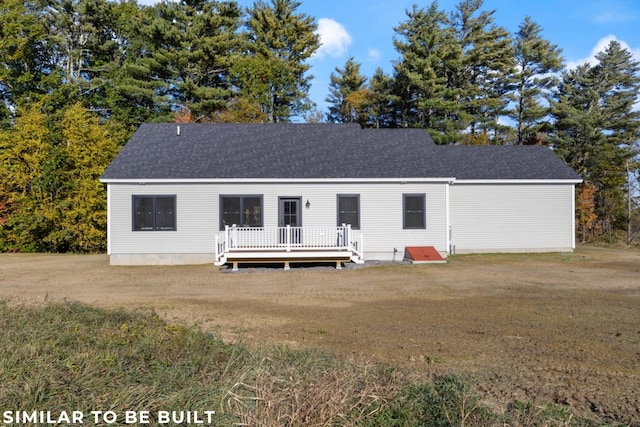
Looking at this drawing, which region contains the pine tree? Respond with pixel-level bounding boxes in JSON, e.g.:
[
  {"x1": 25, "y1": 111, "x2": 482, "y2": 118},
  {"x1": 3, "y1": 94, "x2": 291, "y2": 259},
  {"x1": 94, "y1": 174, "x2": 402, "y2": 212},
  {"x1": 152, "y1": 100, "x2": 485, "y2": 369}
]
[
  {"x1": 366, "y1": 68, "x2": 397, "y2": 129},
  {"x1": 450, "y1": 0, "x2": 514, "y2": 142},
  {"x1": 326, "y1": 57, "x2": 367, "y2": 124},
  {"x1": 510, "y1": 17, "x2": 563, "y2": 145},
  {"x1": 389, "y1": 0, "x2": 513, "y2": 142},
  {"x1": 84, "y1": 0, "x2": 172, "y2": 126},
  {"x1": 211, "y1": 97, "x2": 269, "y2": 123},
  {"x1": 41, "y1": 0, "x2": 124, "y2": 115},
  {"x1": 3, "y1": 0, "x2": 172, "y2": 127},
  {"x1": 141, "y1": 0, "x2": 243, "y2": 122},
  {"x1": 105, "y1": 0, "x2": 175, "y2": 126},
  {"x1": 392, "y1": 2, "x2": 463, "y2": 138},
  {"x1": 0, "y1": 0, "x2": 60, "y2": 123},
  {"x1": 239, "y1": 0, "x2": 319, "y2": 122},
  {"x1": 552, "y1": 64, "x2": 608, "y2": 185},
  {"x1": 552, "y1": 41, "x2": 640, "y2": 238}
]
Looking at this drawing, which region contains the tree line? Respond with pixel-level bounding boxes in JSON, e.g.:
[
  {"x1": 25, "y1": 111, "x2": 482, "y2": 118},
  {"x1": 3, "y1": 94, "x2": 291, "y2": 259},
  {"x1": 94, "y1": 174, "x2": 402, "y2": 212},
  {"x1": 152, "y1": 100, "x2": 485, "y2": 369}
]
[
  {"x1": 326, "y1": 1, "x2": 640, "y2": 243},
  {"x1": 0, "y1": 0, "x2": 319, "y2": 127},
  {"x1": 0, "y1": 0, "x2": 638, "y2": 252},
  {"x1": 1, "y1": 0, "x2": 319, "y2": 251}
]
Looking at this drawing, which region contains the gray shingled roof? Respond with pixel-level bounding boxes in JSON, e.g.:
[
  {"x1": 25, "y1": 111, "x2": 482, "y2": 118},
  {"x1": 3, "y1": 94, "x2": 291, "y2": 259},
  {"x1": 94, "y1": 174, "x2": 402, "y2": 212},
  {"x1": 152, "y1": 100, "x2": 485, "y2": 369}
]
[{"x1": 100, "y1": 123, "x2": 581, "y2": 181}]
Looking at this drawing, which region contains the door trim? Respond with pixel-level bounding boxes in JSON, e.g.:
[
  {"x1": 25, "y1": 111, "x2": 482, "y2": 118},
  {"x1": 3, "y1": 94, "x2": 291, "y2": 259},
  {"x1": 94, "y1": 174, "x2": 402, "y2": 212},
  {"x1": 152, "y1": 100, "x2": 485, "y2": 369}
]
[
  {"x1": 278, "y1": 197, "x2": 302, "y2": 245},
  {"x1": 278, "y1": 197, "x2": 302, "y2": 227}
]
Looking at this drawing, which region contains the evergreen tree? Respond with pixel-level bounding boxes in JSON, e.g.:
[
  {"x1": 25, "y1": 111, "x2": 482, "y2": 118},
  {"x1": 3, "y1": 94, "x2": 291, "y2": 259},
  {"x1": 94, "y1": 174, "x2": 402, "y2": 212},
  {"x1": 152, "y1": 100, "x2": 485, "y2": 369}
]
[
  {"x1": 96, "y1": 0, "x2": 171, "y2": 127},
  {"x1": 552, "y1": 41, "x2": 640, "y2": 239},
  {"x1": 2, "y1": 0, "x2": 170, "y2": 127},
  {"x1": 0, "y1": 0, "x2": 60, "y2": 122},
  {"x1": 450, "y1": 0, "x2": 514, "y2": 142},
  {"x1": 388, "y1": 0, "x2": 513, "y2": 142},
  {"x1": 510, "y1": 17, "x2": 563, "y2": 145},
  {"x1": 80, "y1": 0, "x2": 172, "y2": 126},
  {"x1": 142, "y1": 0, "x2": 243, "y2": 122},
  {"x1": 239, "y1": 0, "x2": 319, "y2": 122},
  {"x1": 552, "y1": 64, "x2": 608, "y2": 181},
  {"x1": 393, "y1": 4, "x2": 447, "y2": 128},
  {"x1": 41, "y1": 0, "x2": 126, "y2": 116},
  {"x1": 325, "y1": 57, "x2": 367, "y2": 124},
  {"x1": 392, "y1": 2, "x2": 463, "y2": 141},
  {"x1": 210, "y1": 97, "x2": 269, "y2": 123},
  {"x1": 365, "y1": 68, "x2": 397, "y2": 129}
]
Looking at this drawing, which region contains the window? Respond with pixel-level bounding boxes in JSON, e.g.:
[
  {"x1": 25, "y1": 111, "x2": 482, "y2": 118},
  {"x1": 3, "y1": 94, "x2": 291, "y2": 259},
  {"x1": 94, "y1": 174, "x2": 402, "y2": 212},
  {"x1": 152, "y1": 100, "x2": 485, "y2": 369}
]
[
  {"x1": 220, "y1": 195, "x2": 263, "y2": 229},
  {"x1": 337, "y1": 194, "x2": 360, "y2": 229},
  {"x1": 133, "y1": 195, "x2": 176, "y2": 231},
  {"x1": 403, "y1": 194, "x2": 426, "y2": 229}
]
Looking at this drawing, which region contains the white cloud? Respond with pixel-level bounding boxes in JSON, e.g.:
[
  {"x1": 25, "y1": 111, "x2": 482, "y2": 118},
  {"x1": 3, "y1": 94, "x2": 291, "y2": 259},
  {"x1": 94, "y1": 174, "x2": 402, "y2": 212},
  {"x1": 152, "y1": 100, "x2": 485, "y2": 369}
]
[
  {"x1": 566, "y1": 35, "x2": 640, "y2": 69},
  {"x1": 367, "y1": 48, "x2": 382, "y2": 63},
  {"x1": 592, "y1": 10, "x2": 629, "y2": 24},
  {"x1": 313, "y1": 18, "x2": 352, "y2": 59},
  {"x1": 587, "y1": 1, "x2": 637, "y2": 24}
]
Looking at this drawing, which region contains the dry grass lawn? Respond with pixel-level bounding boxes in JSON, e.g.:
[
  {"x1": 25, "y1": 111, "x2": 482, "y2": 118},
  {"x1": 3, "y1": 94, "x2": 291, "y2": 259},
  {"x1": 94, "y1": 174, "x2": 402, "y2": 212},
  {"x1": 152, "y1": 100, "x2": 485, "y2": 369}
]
[{"x1": 1, "y1": 245, "x2": 639, "y2": 423}]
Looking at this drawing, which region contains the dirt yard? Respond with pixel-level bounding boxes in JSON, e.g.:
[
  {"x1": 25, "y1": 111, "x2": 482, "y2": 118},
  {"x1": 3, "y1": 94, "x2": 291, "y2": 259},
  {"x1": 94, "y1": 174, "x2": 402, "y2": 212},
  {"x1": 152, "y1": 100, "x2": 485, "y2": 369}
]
[{"x1": 1, "y1": 246, "x2": 639, "y2": 424}]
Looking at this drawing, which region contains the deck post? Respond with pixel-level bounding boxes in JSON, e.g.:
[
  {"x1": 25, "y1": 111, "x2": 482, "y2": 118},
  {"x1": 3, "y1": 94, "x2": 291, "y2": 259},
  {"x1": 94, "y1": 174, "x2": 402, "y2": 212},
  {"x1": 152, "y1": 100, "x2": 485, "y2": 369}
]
[
  {"x1": 229, "y1": 225, "x2": 238, "y2": 249},
  {"x1": 285, "y1": 225, "x2": 291, "y2": 252},
  {"x1": 346, "y1": 224, "x2": 351, "y2": 251},
  {"x1": 214, "y1": 235, "x2": 219, "y2": 262}
]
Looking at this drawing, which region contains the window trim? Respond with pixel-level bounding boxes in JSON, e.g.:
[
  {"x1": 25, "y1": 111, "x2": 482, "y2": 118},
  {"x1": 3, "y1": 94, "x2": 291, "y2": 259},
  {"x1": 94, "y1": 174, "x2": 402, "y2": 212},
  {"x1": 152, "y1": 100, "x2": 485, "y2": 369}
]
[
  {"x1": 403, "y1": 193, "x2": 426, "y2": 229},
  {"x1": 132, "y1": 195, "x2": 176, "y2": 232},
  {"x1": 336, "y1": 194, "x2": 360, "y2": 230},
  {"x1": 219, "y1": 195, "x2": 264, "y2": 230}
]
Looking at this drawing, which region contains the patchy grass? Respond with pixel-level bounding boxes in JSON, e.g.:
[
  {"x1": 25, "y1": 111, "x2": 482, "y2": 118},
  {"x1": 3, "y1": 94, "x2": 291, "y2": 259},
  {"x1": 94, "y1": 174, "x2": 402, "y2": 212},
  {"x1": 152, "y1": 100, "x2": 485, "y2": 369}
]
[
  {"x1": 447, "y1": 249, "x2": 591, "y2": 265},
  {"x1": 0, "y1": 301, "x2": 619, "y2": 426}
]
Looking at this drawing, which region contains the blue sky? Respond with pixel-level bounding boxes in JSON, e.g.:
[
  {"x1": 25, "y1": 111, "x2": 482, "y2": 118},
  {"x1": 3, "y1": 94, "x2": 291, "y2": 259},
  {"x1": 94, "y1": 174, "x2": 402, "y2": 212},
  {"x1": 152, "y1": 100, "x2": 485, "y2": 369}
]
[{"x1": 140, "y1": 0, "x2": 640, "y2": 118}]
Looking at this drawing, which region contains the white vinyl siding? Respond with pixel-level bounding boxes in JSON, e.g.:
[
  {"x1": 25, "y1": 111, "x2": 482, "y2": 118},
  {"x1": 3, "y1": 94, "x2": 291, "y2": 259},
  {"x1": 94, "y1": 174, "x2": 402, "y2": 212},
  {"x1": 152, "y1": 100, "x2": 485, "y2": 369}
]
[
  {"x1": 449, "y1": 183, "x2": 575, "y2": 253},
  {"x1": 108, "y1": 184, "x2": 216, "y2": 256},
  {"x1": 107, "y1": 181, "x2": 449, "y2": 261}
]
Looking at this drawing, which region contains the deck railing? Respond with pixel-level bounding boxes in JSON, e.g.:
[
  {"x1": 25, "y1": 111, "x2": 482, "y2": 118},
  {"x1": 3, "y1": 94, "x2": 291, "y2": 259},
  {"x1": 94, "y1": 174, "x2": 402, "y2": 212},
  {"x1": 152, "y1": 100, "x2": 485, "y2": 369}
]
[{"x1": 214, "y1": 225, "x2": 363, "y2": 264}]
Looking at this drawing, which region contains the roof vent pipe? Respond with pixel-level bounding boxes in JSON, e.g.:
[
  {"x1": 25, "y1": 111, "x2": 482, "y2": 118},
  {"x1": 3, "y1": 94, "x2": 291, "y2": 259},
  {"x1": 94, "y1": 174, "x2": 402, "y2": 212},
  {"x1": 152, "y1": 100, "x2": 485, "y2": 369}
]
[{"x1": 176, "y1": 125, "x2": 181, "y2": 136}]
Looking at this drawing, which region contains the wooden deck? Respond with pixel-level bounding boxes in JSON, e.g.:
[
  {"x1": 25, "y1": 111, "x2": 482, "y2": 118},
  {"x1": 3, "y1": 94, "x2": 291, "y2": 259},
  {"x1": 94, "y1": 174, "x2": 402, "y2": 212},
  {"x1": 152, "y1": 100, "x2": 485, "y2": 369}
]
[{"x1": 215, "y1": 225, "x2": 364, "y2": 270}]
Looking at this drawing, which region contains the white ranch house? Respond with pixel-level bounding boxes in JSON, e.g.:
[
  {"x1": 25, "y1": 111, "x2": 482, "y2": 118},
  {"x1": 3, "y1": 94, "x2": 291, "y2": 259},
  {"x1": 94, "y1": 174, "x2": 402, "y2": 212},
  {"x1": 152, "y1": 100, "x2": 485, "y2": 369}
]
[{"x1": 100, "y1": 123, "x2": 582, "y2": 268}]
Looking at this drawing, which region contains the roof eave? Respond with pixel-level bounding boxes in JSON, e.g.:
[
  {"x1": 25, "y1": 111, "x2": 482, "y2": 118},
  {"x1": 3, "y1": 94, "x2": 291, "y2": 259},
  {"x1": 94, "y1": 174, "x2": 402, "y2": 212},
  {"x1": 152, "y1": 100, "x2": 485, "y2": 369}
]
[
  {"x1": 100, "y1": 177, "x2": 458, "y2": 184},
  {"x1": 453, "y1": 179, "x2": 583, "y2": 184}
]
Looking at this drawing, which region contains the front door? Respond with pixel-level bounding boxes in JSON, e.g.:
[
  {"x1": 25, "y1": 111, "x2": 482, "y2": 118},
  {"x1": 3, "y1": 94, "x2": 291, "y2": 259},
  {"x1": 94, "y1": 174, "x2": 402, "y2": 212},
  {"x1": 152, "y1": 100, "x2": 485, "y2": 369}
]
[{"x1": 278, "y1": 197, "x2": 301, "y2": 244}]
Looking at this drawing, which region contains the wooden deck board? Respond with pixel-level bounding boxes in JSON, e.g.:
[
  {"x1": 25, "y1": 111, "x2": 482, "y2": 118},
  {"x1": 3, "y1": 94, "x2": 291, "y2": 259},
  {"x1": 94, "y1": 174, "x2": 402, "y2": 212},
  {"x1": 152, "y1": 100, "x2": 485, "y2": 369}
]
[
  {"x1": 219, "y1": 249, "x2": 359, "y2": 271},
  {"x1": 225, "y1": 250, "x2": 352, "y2": 259}
]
